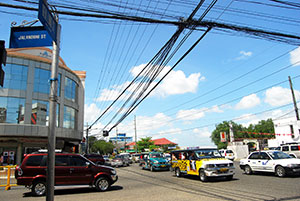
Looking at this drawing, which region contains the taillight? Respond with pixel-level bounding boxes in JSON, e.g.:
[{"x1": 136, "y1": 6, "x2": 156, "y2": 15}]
[
  {"x1": 225, "y1": 152, "x2": 227, "y2": 156},
  {"x1": 17, "y1": 167, "x2": 23, "y2": 176}
]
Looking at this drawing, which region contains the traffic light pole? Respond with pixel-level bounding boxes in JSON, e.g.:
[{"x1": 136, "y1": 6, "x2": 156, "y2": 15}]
[{"x1": 47, "y1": 24, "x2": 61, "y2": 201}]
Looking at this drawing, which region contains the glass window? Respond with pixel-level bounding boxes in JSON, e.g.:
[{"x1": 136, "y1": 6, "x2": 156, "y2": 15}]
[
  {"x1": 260, "y1": 152, "x2": 270, "y2": 160},
  {"x1": 55, "y1": 155, "x2": 69, "y2": 166},
  {"x1": 70, "y1": 155, "x2": 87, "y2": 166},
  {"x1": 0, "y1": 97, "x2": 25, "y2": 124},
  {"x1": 291, "y1": 146, "x2": 300, "y2": 151},
  {"x1": 64, "y1": 77, "x2": 77, "y2": 102},
  {"x1": 34, "y1": 68, "x2": 61, "y2": 96},
  {"x1": 249, "y1": 152, "x2": 260, "y2": 159},
  {"x1": 63, "y1": 106, "x2": 77, "y2": 129},
  {"x1": 282, "y1": 146, "x2": 289, "y2": 151},
  {"x1": 2, "y1": 64, "x2": 28, "y2": 90},
  {"x1": 26, "y1": 155, "x2": 43, "y2": 166},
  {"x1": 32, "y1": 100, "x2": 60, "y2": 127}
]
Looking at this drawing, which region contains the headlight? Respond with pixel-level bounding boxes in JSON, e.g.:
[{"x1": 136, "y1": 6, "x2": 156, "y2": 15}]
[
  {"x1": 111, "y1": 169, "x2": 116, "y2": 175},
  {"x1": 153, "y1": 161, "x2": 158, "y2": 164},
  {"x1": 205, "y1": 164, "x2": 215, "y2": 169},
  {"x1": 287, "y1": 164, "x2": 298, "y2": 168}
]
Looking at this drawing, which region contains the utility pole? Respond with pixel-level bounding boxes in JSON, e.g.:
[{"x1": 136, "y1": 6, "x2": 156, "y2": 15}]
[
  {"x1": 134, "y1": 115, "x2": 137, "y2": 153},
  {"x1": 289, "y1": 76, "x2": 300, "y2": 121},
  {"x1": 85, "y1": 123, "x2": 89, "y2": 154}
]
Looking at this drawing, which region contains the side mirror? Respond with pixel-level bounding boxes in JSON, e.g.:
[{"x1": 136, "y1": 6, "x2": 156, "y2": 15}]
[{"x1": 86, "y1": 162, "x2": 91, "y2": 167}]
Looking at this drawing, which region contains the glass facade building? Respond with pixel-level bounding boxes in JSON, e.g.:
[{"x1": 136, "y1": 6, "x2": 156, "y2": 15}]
[{"x1": 0, "y1": 47, "x2": 86, "y2": 165}]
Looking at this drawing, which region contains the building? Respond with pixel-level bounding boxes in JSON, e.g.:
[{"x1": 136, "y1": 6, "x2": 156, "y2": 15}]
[
  {"x1": 268, "y1": 117, "x2": 300, "y2": 147},
  {"x1": 0, "y1": 47, "x2": 86, "y2": 164},
  {"x1": 126, "y1": 138, "x2": 177, "y2": 152}
]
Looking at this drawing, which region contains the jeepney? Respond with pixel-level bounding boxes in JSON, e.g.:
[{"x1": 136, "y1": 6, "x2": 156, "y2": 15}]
[{"x1": 171, "y1": 148, "x2": 235, "y2": 182}]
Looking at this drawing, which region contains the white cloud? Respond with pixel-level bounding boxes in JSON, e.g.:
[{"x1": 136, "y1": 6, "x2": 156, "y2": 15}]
[
  {"x1": 290, "y1": 47, "x2": 300, "y2": 66},
  {"x1": 176, "y1": 109, "x2": 205, "y2": 121},
  {"x1": 265, "y1": 86, "x2": 300, "y2": 107},
  {"x1": 235, "y1": 51, "x2": 252, "y2": 60},
  {"x1": 84, "y1": 103, "x2": 102, "y2": 124},
  {"x1": 193, "y1": 127, "x2": 211, "y2": 138},
  {"x1": 235, "y1": 94, "x2": 261, "y2": 110},
  {"x1": 209, "y1": 105, "x2": 224, "y2": 113}
]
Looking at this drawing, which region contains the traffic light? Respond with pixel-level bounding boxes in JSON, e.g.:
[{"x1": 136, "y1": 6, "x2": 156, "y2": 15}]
[
  {"x1": 103, "y1": 130, "x2": 109, "y2": 137},
  {"x1": 0, "y1": 40, "x2": 7, "y2": 87}
]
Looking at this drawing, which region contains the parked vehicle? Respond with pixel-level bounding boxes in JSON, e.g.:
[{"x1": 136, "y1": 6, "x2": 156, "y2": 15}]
[
  {"x1": 83, "y1": 154, "x2": 105, "y2": 165},
  {"x1": 111, "y1": 154, "x2": 130, "y2": 167},
  {"x1": 132, "y1": 153, "x2": 142, "y2": 163},
  {"x1": 140, "y1": 152, "x2": 170, "y2": 171},
  {"x1": 15, "y1": 152, "x2": 118, "y2": 196},
  {"x1": 219, "y1": 149, "x2": 235, "y2": 161},
  {"x1": 119, "y1": 153, "x2": 133, "y2": 164},
  {"x1": 171, "y1": 148, "x2": 235, "y2": 182},
  {"x1": 276, "y1": 143, "x2": 300, "y2": 158},
  {"x1": 103, "y1": 155, "x2": 110, "y2": 165},
  {"x1": 240, "y1": 150, "x2": 300, "y2": 177}
]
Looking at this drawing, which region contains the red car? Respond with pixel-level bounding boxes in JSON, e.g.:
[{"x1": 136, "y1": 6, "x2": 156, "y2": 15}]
[
  {"x1": 15, "y1": 152, "x2": 118, "y2": 196},
  {"x1": 83, "y1": 154, "x2": 105, "y2": 165}
]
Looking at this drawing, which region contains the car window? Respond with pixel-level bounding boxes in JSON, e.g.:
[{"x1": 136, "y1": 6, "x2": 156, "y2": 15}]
[
  {"x1": 70, "y1": 155, "x2": 88, "y2": 166},
  {"x1": 26, "y1": 155, "x2": 43, "y2": 166},
  {"x1": 249, "y1": 152, "x2": 260, "y2": 159},
  {"x1": 226, "y1": 150, "x2": 233, "y2": 153},
  {"x1": 282, "y1": 146, "x2": 289, "y2": 151},
  {"x1": 55, "y1": 155, "x2": 69, "y2": 166},
  {"x1": 260, "y1": 152, "x2": 271, "y2": 160},
  {"x1": 291, "y1": 146, "x2": 300, "y2": 151}
]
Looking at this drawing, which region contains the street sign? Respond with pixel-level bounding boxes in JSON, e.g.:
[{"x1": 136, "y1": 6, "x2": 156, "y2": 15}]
[
  {"x1": 9, "y1": 26, "x2": 52, "y2": 48},
  {"x1": 220, "y1": 132, "x2": 227, "y2": 142},
  {"x1": 38, "y1": 0, "x2": 58, "y2": 43}
]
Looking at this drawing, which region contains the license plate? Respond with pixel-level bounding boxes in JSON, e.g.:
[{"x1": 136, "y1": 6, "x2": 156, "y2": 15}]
[
  {"x1": 220, "y1": 168, "x2": 228, "y2": 172},
  {"x1": 161, "y1": 165, "x2": 166, "y2": 167}
]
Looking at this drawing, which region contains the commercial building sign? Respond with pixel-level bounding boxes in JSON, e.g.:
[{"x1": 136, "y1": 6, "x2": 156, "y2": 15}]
[
  {"x1": 9, "y1": 26, "x2": 52, "y2": 48},
  {"x1": 220, "y1": 131, "x2": 227, "y2": 142}
]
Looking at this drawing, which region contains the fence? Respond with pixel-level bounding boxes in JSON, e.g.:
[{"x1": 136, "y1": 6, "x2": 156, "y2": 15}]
[{"x1": 0, "y1": 165, "x2": 17, "y2": 190}]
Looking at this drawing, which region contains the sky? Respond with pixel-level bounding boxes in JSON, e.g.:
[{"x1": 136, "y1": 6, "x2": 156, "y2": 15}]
[{"x1": 0, "y1": 0, "x2": 300, "y2": 148}]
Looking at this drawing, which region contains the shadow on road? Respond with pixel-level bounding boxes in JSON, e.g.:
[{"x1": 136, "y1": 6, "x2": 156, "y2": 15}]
[{"x1": 22, "y1": 185, "x2": 123, "y2": 197}]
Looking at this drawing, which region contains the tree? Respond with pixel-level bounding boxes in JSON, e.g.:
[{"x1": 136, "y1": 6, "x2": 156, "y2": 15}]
[
  {"x1": 137, "y1": 137, "x2": 154, "y2": 152},
  {"x1": 91, "y1": 140, "x2": 115, "y2": 154}
]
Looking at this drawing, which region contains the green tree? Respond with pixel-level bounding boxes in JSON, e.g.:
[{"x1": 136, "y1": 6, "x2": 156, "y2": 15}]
[
  {"x1": 137, "y1": 137, "x2": 154, "y2": 152},
  {"x1": 91, "y1": 140, "x2": 115, "y2": 154}
]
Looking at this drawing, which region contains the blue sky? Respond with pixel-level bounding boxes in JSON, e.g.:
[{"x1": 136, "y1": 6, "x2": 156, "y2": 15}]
[{"x1": 1, "y1": 0, "x2": 300, "y2": 147}]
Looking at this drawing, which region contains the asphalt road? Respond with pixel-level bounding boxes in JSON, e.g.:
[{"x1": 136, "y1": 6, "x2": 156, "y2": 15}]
[{"x1": 1, "y1": 162, "x2": 300, "y2": 201}]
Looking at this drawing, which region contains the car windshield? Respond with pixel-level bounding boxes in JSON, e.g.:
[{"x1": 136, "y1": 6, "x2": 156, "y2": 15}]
[
  {"x1": 150, "y1": 153, "x2": 163, "y2": 158},
  {"x1": 194, "y1": 149, "x2": 222, "y2": 159},
  {"x1": 268, "y1": 151, "x2": 292, "y2": 159}
]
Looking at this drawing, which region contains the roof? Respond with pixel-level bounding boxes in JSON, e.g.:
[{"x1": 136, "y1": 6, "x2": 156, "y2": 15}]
[{"x1": 125, "y1": 138, "x2": 177, "y2": 146}]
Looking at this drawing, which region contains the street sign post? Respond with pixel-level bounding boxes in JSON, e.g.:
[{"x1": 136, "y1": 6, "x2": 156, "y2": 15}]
[
  {"x1": 38, "y1": 0, "x2": 58, "y2": 43},
  {"x1": 9, "y1": 26, "x2": 52, "y2": 48}
]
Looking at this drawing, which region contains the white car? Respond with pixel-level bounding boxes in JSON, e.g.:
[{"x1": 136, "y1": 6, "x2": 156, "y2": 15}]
[
  {"x1": 219, "y1": 149, "x2": 235, "y2": 161},
  {"x1": 240, "y1": 150, "x2": 300, "y2": 177}
]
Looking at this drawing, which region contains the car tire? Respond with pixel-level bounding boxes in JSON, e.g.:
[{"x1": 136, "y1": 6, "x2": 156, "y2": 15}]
[
  {"x1": 199, "y1": 169, "x2": 208, "y2": 182},
  {"x1": 225, "y1": 175, "x2": 233, "y2": 181},
  {"x1": 175, "y1": 167, "x2": 181, "y2": 177},
  {"x1": 244, "y1": 165, "x2": 252, "y2": 175},
  {"x1": 95, "y1": 177, "x2": 110, "y2": 192},
  {"x1": 32, "y1": 180, "x2": 46, "y2": 196},
  {"x1": 275, "y1": 166, "x2": 286, "y2": 177},
  {"x1": 150, "y1": 165, "x2": 154, "y2": 172}
]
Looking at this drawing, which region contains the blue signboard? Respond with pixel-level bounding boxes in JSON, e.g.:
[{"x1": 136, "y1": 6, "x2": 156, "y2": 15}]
[
  {"x1": 9, "y1": 26, "x2": 52, "y2": 48},
  {"x1": 38, "y1": 0, "x2": 58, "y2": 43}
]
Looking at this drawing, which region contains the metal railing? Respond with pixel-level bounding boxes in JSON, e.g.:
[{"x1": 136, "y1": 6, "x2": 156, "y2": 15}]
[{"x1": 0, "y1": 165, "x2": 17, "y2": 190}]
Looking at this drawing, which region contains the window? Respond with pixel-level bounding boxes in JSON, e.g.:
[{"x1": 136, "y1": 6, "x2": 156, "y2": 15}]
[
  {"x1": 63, "y1": 106, "x2": 77, "y2": 129},
  {"x1": 32, "y1": 100, "x2": 60, "y2": 127},
  {"x1": 0, "y1": 97, "x2": 25, "y2": 124},
  {"x1": 26, "y1": 155, "x2": 43, "y2": 166},
  {"x1": 2, "y1": 64, "x2": 28, "y2": 90},
  {"x1": 70, "y1": 155, "x2": 87, "y2": 166},
  {"x1": 282, "y1": 146, "x2": 289, "y2": 151},
  {"x1": 249, "y1": 153, "x2": 260, "y2": 159},
  {"x1": 64, "y1": 77, "x2": 77, "y2": 102},
  {"x1": 260, "y1": 152, "x2": 270, "y2": 160},
  {"x1": 291, "y1": 146, "x2": 300, "y2": 151},
  {"x1": 55, "y1": 155, "x2": 69, "y2": 166},
  {"x1": 34, "y1": 68, "x2": 61, "y2": 96}
]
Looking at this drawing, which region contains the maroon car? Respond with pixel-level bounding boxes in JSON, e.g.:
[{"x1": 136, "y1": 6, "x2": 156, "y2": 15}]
[
  {"x1": 15, "y1": 152, "x2": 118, "y2": 196},
  {"x1": 83, "y1": 154, "x2": 105, "y2": 165}
]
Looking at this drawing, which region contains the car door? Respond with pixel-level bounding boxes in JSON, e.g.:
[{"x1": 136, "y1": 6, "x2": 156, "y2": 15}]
[
  {"x1": 68, "y1": 155, "x2": 93, "y2": 185},
  {"x1": 55, "y1": 155, "x2": 72, "y2": 185},
  {"x1": 247, "y1": 152, "x2": 260, "y2": 171},
  {"x1": 256, "y1": 152, "x2": 273, "y2": 172}
]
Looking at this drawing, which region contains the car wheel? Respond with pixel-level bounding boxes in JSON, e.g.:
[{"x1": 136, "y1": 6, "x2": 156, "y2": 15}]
[
  {"x1": 150, "y1": 165, "x2": 154, "y2": 172},
  {"x1": 276, "y1": 166, "x2": 286, "y2": 177},
  {"x1": 199, "y1": 169, "x2": 208, "y2": 182},
  {"x1": 244, "y1": 165, "x2": 252, "y2": 175},
  {"x1": 175, "y1": 168, "x2": 181, "y2": 177},
  {"x1": 32, "y1": 180, "x2": 46, "y2": 196},
  {"x1": 95, "y1": 177, "x2": 110, "y2": 192},
  {"x1": 225, "y1": 175, "x2": 233, "y2": 181}
]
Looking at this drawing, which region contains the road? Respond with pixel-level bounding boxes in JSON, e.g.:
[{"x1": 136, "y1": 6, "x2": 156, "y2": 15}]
[{"x1": 1, "y1": 162, "x2": 300, "y2": 201}]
